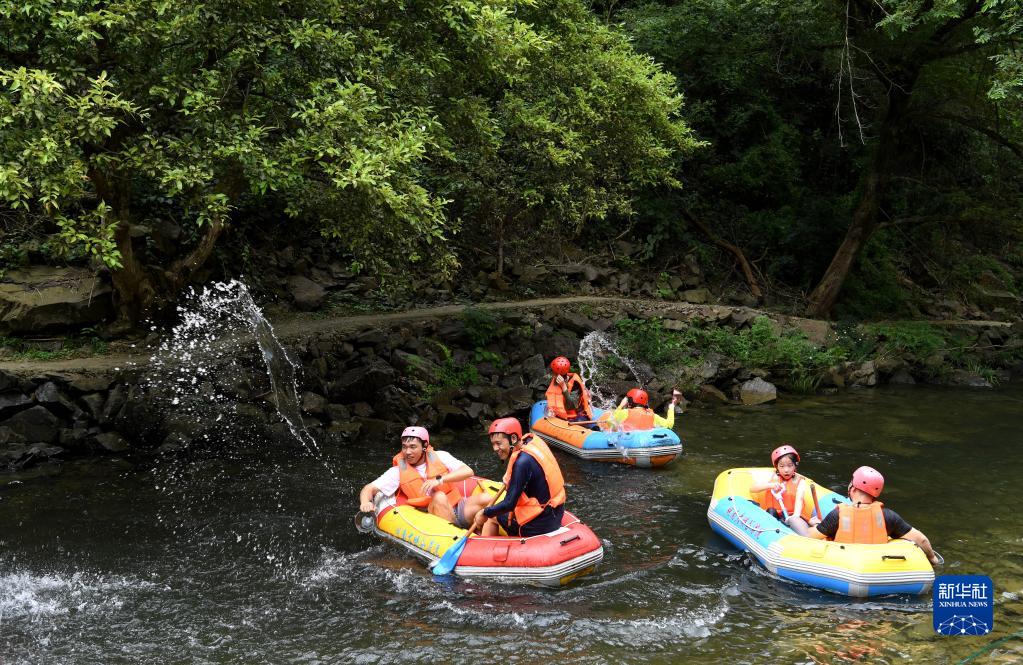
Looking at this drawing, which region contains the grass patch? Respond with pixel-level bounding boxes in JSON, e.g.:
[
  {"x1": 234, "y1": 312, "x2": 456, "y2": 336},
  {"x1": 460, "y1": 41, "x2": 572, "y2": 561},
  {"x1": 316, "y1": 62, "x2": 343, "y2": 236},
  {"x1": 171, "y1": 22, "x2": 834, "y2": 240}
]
[{"x1": 0, "y1": 333, "x2": 110, "y2": 361}]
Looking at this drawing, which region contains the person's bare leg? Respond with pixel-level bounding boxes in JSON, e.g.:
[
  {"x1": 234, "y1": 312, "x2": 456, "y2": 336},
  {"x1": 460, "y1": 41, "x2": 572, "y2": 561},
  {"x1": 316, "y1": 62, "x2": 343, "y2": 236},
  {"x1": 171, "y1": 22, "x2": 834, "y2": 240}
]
[
  {"x1": 429, "y1": 492, "x2": 456, "y2": 523},
  {"x1": 460, "y1": 493, "x2": 492, "y2": 527},
  {"x1": 786, "y1": 516, "x2": 810, "y2": 536},
  {"x1": 481, "y1": 517, "x2": 501, "y2": 536}
]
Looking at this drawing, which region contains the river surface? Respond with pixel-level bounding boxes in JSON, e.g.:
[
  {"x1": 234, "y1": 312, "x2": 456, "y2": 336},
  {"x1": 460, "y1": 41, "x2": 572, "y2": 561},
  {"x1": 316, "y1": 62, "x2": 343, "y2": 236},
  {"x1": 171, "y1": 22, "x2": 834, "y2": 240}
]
[{"x1": 2, "y1": 386, "x2": 1022, "y2": 664}]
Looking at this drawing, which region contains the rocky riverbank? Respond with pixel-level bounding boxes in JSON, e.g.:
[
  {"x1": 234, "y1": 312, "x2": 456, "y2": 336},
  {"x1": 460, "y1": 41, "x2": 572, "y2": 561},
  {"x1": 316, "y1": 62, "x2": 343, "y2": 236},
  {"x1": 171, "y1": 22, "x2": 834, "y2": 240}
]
[{"x1": 2, "y1": 298, "x2": 1022, "y2": 471}]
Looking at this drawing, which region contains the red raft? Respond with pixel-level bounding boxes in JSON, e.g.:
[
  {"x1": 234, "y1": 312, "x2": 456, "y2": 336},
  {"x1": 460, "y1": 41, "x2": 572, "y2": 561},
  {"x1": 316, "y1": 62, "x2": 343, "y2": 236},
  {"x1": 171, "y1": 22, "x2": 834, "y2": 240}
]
[{"x1": 362, "y1": 476, "x2": 604, "y2": 587}]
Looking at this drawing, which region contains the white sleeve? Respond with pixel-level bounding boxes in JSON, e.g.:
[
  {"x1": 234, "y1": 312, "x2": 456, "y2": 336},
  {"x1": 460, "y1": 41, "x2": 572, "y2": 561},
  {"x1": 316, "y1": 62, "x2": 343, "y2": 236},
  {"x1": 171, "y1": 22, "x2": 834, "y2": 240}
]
[
  {"x1": 434, "y1": 449, "x2": 467, "y2": 472},
  {"x1": 371, "y1": 467, "x2": 401, "y2": 497}
]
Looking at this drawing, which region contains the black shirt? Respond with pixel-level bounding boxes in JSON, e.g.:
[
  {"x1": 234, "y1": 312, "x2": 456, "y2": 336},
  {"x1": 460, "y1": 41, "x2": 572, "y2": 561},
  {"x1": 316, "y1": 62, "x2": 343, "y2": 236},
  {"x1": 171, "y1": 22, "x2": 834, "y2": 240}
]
[
  {"x1": 816, "y1": 504, "x2": 913, "y2": 540},
  {"x1": 483, "y1": 451, "x2": 564, "y2": 535}
]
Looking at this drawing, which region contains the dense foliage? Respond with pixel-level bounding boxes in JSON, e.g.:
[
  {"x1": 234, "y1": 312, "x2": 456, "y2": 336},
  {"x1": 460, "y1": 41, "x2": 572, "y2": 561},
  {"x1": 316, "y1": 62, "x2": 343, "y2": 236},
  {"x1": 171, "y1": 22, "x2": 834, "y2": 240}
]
[
  {"x1": 0, "y1": 0, "x2": 698, "y2": 322},
  {"x1": 615, "y1": 0, "x2": 1023, "y2": 316},
  {"x1": 2, "y1": 0, "x2": 1020, "y2": 325}
]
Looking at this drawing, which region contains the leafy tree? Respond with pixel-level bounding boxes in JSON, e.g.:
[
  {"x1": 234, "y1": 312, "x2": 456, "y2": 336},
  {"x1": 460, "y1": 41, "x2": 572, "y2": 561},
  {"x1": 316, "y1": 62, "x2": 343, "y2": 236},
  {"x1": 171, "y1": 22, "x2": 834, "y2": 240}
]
[{"x1": 1, "y1": 0, "x2": 698, "y2": 325}]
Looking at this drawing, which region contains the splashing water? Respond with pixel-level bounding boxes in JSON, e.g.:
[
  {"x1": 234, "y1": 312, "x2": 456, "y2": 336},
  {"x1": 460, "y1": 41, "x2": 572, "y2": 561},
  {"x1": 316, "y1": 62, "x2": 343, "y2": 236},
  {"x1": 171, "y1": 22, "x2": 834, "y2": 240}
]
[
  {"x1": 576, "y1": 331, "x2": 647, "y2": 410},
  {"x1": 144, "y1": 280, "x2": 336, "y2": 574},
  {"x1": 148, "y1": 280, "x2": 326, "y2": 464}
]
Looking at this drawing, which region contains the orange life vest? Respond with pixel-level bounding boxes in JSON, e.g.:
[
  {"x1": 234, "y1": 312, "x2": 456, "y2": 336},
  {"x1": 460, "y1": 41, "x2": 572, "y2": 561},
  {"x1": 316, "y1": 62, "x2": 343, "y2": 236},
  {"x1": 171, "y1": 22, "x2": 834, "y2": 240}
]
[
  {"x1": 834, "y1": 501, "x2": 889, "y2": 544},
  {"x1": 545, "y1": 373, "x2": 591, "y2": 420},
  {"x1": 762, "y1": 474, "x2": 805, "y2": 517},
  {"x1": 392, "y1": 450, "x2": 463, "y2": 508},
  {"x1": 502, "y1": 434, "x2": 566, "y2": 526},
  {"x1": 621, "y1": 407, "x2": 655, "y2": 431}
]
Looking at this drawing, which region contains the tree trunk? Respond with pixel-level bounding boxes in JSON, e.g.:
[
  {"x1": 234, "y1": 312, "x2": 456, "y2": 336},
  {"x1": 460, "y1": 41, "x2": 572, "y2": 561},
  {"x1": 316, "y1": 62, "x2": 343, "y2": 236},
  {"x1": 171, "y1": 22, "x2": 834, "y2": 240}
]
[
  {"x1": 805, "y1": 171, "x2": 881, "y2": 317},
  {"x1": 805, "y1": 77, "x2": 916, "y2": 318}
]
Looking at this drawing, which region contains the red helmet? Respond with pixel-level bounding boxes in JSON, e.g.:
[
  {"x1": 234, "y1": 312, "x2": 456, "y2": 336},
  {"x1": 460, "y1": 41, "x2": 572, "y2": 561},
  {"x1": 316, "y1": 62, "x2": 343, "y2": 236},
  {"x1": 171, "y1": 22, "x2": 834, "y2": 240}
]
[
  {"x1": 401, "y1": 426, "x2": 430, "y2": 445},
  {"x1": 851, "y1": 466, "x2": 884, "y2": 498},
  {"x1": 550, "y1": 356, "x2": 571, "y2": 376},
  {"x1": 626, "y1": 388, "x2": 649, "y2": 406},
  {"x1": 771, "y1": 444, "x2": 800, "y2": 466},
  {"x1": 488, "y1": 417, "x2": 522, "y2": 439}
]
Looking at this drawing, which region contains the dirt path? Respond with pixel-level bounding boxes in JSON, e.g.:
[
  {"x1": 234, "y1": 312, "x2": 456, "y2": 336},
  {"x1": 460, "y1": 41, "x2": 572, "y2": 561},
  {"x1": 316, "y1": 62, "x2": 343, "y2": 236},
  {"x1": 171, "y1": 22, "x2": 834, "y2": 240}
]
[
  {"x1": 0, "y1": 296, "x2": 622, "y2": 376},
  {"x1": 1, "y1": 294, "x2": 1013, "y2": 377}
]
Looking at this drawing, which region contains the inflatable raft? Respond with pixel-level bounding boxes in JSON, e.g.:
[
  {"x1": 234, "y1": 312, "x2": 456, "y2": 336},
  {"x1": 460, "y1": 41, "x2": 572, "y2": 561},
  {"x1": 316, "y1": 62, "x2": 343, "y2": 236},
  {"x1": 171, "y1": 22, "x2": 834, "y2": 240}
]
[
  {"x1": 707, "y1": 468, "x2": 934, "y2": 597},
  {"x1": 358, "y1": 476, "x2": 603, "y2": 587},
  {"x1": 529, "y1": 400, "x2": 683, "y2": 467}
]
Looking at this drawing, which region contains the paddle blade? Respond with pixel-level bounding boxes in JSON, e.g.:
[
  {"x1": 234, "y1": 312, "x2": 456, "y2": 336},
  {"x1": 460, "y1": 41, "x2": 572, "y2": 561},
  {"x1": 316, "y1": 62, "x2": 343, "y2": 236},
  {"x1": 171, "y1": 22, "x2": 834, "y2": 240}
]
[{"x1": 431, "y1": 535, "x2": 469, "y2": 576}]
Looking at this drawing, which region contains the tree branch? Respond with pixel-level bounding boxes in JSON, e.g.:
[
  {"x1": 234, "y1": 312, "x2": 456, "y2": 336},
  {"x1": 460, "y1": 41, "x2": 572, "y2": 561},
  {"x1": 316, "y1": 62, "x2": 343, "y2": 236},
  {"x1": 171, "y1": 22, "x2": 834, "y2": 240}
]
[{"x1": 680, "y1": 209, "x2": 763, "y2": 297}]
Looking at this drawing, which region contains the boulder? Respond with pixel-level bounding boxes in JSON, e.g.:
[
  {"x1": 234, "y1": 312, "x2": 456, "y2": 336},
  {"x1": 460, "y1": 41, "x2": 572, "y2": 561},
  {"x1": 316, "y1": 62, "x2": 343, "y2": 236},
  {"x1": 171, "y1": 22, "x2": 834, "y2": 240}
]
[
  {"x1": 682, "y1": 288, "x2": 712, "y2": 304},
  {"x1": 95, "y1": 431, "x2": 130, "y2": 452},
  {"x1": 739, "y1": 377, "x2": 777, "y2": 405},
  {"x1": 0, "y1": 392, "x2": 33, "y2": 419},
  {"x1": 944, "y1": 369, "x2": 994, "y2": 388},
  {"x1": 328, "y1": 360, "x2": 397, "y2": 401},
  {"x1": 301, "y1": 391, "x2": 328, "y2": 415},
  {"x1": 0, "y1": 266, "x2": 114, "y2": 334},
  {"x1": 520, "y1": 354, "x2": 548, "y2": 388},
  {"x1": 786, "y1": 317, "x2": 834, "y2": 346},
  {"x1": 698, "y1": 384, "x2": 729, "y2": 403},
  {"x1": 847, "y1": 361, "x2": 877, "y2": 388},
  {"x1": 34, "y1": 382, "x2": 81, "y2": 419},
  {"x1": 392, "y1": 350, "x2": 441, "y2": 385},
  {"x1": 286, "y1": 275, "x2": 325, "y2": 310},
  {"x1": 2, "y1": 405, "x2": 62, "y2": 442},
  {"x1": 889, "y1": 369, "x2": 916, "y2": 385}
]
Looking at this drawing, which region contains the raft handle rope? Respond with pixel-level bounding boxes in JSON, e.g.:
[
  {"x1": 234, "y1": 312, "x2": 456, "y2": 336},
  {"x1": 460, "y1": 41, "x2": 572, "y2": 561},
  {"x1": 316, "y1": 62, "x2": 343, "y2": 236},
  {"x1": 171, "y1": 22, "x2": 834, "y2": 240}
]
[
  {"x1": 560, "y1": 534, "x2": 581, "y2": 546},
  {"x1": 385, "y1": 496, "x2": 583, "y2": 544},
  {"x1": 725, "y1": 472, "x2": 781, "y2": 534},
  {"x1": 881, "y1": 555, "x2": 906, "y2": 561}
]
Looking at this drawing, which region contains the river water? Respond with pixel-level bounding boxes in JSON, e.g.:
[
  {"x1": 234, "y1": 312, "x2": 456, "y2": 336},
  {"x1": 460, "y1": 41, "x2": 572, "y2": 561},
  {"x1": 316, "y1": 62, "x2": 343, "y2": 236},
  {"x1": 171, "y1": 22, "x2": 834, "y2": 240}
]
[{"x1": 2, "y1": 386, "x2": 1022, "y2": 664}]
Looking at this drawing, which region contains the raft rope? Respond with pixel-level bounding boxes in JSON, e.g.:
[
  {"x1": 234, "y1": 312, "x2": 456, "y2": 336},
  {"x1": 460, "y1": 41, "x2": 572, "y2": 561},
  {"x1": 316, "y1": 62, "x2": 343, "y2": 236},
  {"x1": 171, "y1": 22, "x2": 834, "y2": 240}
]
[
  {"x1": 383, "y1": 482, "x2": 582, "y2": 544},
  {"x1": 725, "y1": 470, "x2": 783, "y2": 535}
]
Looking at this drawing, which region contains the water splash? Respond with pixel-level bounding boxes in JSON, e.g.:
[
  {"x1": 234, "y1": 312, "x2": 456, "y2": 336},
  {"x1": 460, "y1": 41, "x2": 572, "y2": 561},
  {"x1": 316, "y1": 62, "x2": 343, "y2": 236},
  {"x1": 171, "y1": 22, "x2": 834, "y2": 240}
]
[
  {"x1": 576, "y1": 331, "x2": 646, "y2": 410},
  {"x1": 148, "y1": 279, "x2": 324, "y2": 462},
  {"x1": 144, "y1": 280, "x2": 335, "y2": 575}
]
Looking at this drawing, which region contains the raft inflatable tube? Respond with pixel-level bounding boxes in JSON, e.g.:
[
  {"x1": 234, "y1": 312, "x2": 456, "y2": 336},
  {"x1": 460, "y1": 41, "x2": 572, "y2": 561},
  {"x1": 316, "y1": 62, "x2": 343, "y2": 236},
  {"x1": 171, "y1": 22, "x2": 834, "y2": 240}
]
[
  {"x1": 707, "y1": 468, "x2": 935, "y2": 597},
  {"x1": 529, "y1": 400, "x2": 683, "y2": 468},
  {"x1": 364, "y1": 476, "x2": 603, "y2": 587}
]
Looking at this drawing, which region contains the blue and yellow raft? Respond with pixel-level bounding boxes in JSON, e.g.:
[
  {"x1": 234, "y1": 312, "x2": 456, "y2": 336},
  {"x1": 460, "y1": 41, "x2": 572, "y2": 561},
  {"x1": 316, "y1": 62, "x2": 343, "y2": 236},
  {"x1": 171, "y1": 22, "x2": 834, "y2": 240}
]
[{"x1": 707, "y1": 467, "x2": 935, "y2": 597}]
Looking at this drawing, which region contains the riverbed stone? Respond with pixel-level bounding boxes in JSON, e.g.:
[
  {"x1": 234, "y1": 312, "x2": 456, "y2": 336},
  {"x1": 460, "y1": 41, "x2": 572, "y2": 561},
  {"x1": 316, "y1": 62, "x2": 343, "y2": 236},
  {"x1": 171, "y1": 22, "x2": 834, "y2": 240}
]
[
  {"x1": 945, "y1": 369, "x2": 993, "y2": 388},
  {"x1": 889, "y1": 368, "x2": 916, "y2": 385},
  {"x1": 0, "y1": 392, "x2": 33, "y2": 419},
  {"x1": 34, "y1": 382, "x2": 81, "y2": 418},
  {"x1": 739, "y1": 377, "x2": 777, "y2": 405},
  {"x1": 2, "y1": 405, "x2": 62, "y2": 442},
  {"x1": 95, "y1": 431, "x2": 130, "y2": 452},
  {"x1": 698, "y1": 384, "x2": 729, "y2": 403},
  {"x1": 301, "y1": 391, "x2": 328, "y2": 415}
]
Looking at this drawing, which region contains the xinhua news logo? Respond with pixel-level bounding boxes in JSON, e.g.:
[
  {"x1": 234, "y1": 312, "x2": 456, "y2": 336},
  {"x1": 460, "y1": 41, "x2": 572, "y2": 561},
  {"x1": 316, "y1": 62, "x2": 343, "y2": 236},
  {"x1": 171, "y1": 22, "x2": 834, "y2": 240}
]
[{"x1": 933, "y1": 575, "x2": 993, "y2": 636}]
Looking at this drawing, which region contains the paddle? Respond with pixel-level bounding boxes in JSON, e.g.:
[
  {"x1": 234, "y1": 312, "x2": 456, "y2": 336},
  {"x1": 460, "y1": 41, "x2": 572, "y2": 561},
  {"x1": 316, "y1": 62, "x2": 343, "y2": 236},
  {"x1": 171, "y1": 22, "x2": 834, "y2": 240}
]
[{"x1": 431, "y1": 485, "x2": 503, "y2": 576}]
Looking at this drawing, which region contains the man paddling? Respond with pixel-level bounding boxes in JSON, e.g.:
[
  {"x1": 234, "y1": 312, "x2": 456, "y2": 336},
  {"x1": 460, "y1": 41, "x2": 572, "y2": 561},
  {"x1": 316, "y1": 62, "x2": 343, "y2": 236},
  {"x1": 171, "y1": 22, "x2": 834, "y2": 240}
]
[
  {"x1": 474, "y1": 417, "x2": 566, "y2": 537},
  {"x1": 808, "y1": 466, "x2": 941, "y2": 565}
]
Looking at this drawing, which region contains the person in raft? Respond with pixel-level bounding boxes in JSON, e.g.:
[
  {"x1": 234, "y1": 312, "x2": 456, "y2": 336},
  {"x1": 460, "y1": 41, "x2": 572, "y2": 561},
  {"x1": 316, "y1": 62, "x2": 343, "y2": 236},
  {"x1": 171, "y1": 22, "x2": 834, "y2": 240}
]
[
  {"x1": 358, "y1": 426, "x2": 493, "y2": 529},
  {"x1": 605, "y1": 387, "x2": 682, "y2": 431},
  {"x1": 808, "y1": 465, "x2": 941, "y2": 565},
  {"x1": 750, "y1": 444, "x2": 816, "y2": 536},
  {"x1": 473, "y1": 417, "x2": 566, "y2": 537},
  {"x1": 545, "y1": 356, "x2": 593, "y2": 423}
]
